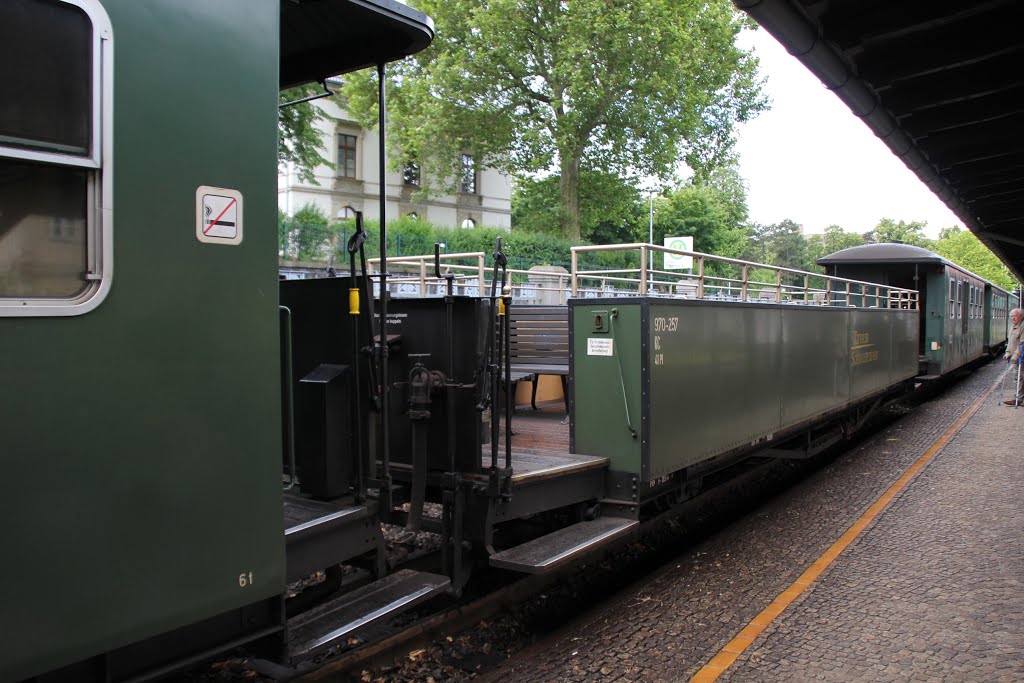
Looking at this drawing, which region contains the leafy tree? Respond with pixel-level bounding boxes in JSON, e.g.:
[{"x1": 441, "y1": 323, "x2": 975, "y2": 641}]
[
  {"x1": 343, "y1": 0, "x2": 766, "y2": 241},
  {"x1": 823, "y1": 223, "x2": 865, "y2": 255},
  {"x1": 699, "y1": 161, "x2": 751, "y2": 229},
  {"x1": 864, "y1": 218, "x2": 932, "y2": 248},
  {"x1": 512, "y1": 170, "x2": 643, "y2": 244},
  {"x1": 279, "y1": 85, "x2": 333, "y2": 184},
  {"x1": 656, "y1": 183, "x2": 748, "y2": 274},
  {"x1": 281, "y1": 203, "x2": 337, "y2": 261},
  {"x1": 805, "y1": 224, "x2": 864, "y2": 265},
  {"x1": 748, "y1": 219, "x2": 813, "y2": 272},
  {"x1": 932, "y1": 226, "x2": 1016, "y2": 290}
]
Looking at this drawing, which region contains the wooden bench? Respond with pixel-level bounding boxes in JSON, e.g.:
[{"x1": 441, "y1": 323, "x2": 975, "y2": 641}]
[{"x1": 509, "y1": 305, "x2": 569, "y2": 411}]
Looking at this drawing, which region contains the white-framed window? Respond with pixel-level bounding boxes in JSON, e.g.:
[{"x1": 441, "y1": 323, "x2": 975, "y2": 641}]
[
  {"x1": 337, "y1": 132, "x2": 357, "y2": 178},
  {"x1": 459, "y1": 153, "x2": 476, "y2": 194},
  {"x1": 403, "y1": 161, "x2": 420, "y2": 186},
  {"x1": 461, "y1": 218, "x2": 475, "y2": 229},
  {"x1": 1, "y1": 0, "x2": 113, "y2": 317},
  {"x1": 337, "y1": 206, "x2": 356, "y2": 220}
]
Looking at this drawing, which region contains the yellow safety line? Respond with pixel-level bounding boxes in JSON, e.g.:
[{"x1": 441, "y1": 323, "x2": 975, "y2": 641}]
[{"x1": 688, "y1": 374, "x2": 998, "y2": 683}]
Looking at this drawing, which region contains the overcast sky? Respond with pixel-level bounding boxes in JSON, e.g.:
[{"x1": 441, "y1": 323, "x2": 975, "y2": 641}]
[{"x1": 734, "y1": 28, "x2": 962, "y2": 239}]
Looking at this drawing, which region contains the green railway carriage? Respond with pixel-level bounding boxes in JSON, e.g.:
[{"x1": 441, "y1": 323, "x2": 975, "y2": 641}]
[
  {"x1": 2, "y1": 2, "x2": 1006, "y2": 681},
  {"x1": 570, "y1": 299, "x2": 918, "y2": 483},
  {"x1": 818, "y1": 243, "x2": 1003, "y2": 376},
  {"x1": 0, "y1": 0, "x2": 433, "y2": 680},
  {"x1": 985, "y1": 283, "x2": 1017, "y2": 355}
]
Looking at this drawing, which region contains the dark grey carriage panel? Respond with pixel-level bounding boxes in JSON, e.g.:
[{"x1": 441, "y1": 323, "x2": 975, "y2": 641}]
[
  {"x1": 890, "y1": 309, "x2": 920, "y2": 381},
  {"x1": 573, "y1": 299, "x2": 920, "y2": 482},
  {"x1": 779, "y1": 307, "x2": 850, "y2": 428},
  {"x1": 648, "y1": 303, "x2": 783, "y2": 478}
]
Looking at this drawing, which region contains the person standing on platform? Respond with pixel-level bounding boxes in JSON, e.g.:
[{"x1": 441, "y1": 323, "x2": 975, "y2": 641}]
[{"x1": 1004, "y1": 308, "x2": 1024, "y2": 406}]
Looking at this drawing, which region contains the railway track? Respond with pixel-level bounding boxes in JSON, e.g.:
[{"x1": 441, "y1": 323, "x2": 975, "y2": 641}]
[
  {"x1": 189, "y1": 367, "x2": 978, "y2": 683},
  {"x1": 212, "y1": 395, "x2": 942, "y2": 681}
]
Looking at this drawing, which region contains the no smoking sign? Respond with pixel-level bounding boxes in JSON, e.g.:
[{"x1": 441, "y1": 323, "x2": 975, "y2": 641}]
[{"x1": 196, "y1": 186, "x2": 243, "y2": 245}]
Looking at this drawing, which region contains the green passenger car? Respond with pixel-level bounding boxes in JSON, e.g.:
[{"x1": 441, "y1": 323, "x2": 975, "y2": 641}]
[
  {"x1": 0, "y1": 1, "x2": 432, "y2": 680},
  {"x1": 819, "y1": 243, "x2": 1002, "y2": 376}
]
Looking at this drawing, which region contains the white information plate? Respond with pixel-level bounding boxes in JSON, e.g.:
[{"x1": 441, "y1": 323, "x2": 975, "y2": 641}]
[
  {"x1": 588, "y1": 338, "x2": 614, "y2": 356},
  {"x1": 663, "y1": 236, "x2": 693, "y2": 270},
  {"x1": 196, "y1": 186, "x2": 243, "y2": 245}
]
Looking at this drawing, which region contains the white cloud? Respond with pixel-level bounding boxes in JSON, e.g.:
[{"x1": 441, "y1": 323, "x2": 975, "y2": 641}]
[{"x1": 736, "y1": 28, "x2": 962, "y2": 238}]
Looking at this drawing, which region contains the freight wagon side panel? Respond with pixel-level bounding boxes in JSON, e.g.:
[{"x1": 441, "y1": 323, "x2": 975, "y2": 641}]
[
  {"x1": 571, "y1": 299, "x2": 918, "y2": 483},
  {"x1": 779, "y1": 306, "x2": 850, "y2": 428},
  {"x1": 646, "y1": 301, "x2": 783, "y2": 479}
]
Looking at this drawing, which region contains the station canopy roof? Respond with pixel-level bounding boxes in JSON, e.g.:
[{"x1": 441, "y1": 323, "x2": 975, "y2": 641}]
[
  {"x1": 280, "y1": 0, "x2": 434, "y2": 89},
  {"x1": 734, "y1": 0, "x2": 1024, "y2": 281}
]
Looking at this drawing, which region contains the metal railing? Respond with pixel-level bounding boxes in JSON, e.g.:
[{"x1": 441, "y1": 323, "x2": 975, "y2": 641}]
[
  {"x1": 366, "y1": 252, "x2": 574, "y2": 304},
  {"x1": 338, "y1": 243, "x2": 918, "y2": 310},
  {"x1": 570, "y1": 243, "x2": 918, "y2": 309}
]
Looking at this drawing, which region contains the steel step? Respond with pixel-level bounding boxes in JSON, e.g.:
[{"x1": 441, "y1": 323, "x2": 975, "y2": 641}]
[
  {"x1": 489, "y1": 517, "x2": 639, "y2": 574},
  {"x1": 284, "y1": 503, "x2": 378, "y2": 583},
  {"x1": 287, "y1": 569, "x2": 450, "y2": 660}
]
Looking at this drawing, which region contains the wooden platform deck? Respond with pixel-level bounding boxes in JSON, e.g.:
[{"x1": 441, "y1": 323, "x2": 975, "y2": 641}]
[{"x1": 486, "y1": 403, "x2": 607, "y2": 485}]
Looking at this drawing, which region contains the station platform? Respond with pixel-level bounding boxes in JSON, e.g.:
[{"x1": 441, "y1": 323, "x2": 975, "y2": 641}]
[{"x1": 482, "y1": 359, "x2": 1024, "y2": 682}]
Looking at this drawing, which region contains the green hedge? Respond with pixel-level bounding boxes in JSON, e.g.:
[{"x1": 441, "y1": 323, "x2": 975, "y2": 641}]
[{"x1": 279, "y1": 216, "x2": 640, "y2": 274}]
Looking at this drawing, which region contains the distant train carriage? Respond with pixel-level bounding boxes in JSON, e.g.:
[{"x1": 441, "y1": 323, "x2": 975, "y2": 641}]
[
  {"x1": 819, "y1": 243, "x2": 1006, "y2": 376},
  {"x1": 984, "y1": 283, "x2": 1015, "y2": 356}
]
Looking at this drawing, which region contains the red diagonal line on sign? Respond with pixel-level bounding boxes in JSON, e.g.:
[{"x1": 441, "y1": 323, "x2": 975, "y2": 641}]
[{"x1": 204, "y1": 197, "x2": 237, "y2": 235}]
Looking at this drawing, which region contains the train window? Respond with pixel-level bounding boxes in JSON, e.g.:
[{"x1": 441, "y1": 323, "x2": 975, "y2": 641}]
[
  {"x1": 0, "y1": 0, "x2": 91, "y2": 154},
  {"x1": 949, "y1": 279, "x2": 956, "y2": 319},
  {"x1": 0, "y1": 0, "x2": 112, "y2": 316}
]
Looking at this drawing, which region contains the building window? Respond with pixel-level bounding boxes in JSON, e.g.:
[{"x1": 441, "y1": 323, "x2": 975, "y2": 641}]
[
  {"x1": 338, "y1": 133, "x2": 357, "y2": 178},
  {"x1": 461, "y1": 218, "x2": 475, "y2": 229},
  {"x1": 459, "y1": 153, "x2": 476, "y2": 194},
  {"x1": 1, "y1": 0, "x2": 113, "y2": 316},
  {"x1": 403, "y1": 161, "x2": 420, "y2": 186},
  {"x1": 337, "y1": 206, "x2": 356, "y2": 220},
  {"x1": 407, "y1": 212, "x2": 419, "y2": 221}
]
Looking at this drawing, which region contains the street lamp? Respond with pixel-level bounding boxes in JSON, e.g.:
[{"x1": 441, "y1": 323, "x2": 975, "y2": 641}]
[{"x1": 649, "y1": 190, "x2": 655, "y2": 289}]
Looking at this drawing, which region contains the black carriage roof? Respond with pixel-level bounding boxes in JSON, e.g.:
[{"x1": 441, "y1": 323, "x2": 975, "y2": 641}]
[
  {"x1": 817, "y1": 242, "x2": 947, "y2": 266},
  {"x1": 818, "y1": 242, "x2": 1014, "y2": 292},
  {"x1": 280, "y1": 0, "x2": 434, "y2": 89}
]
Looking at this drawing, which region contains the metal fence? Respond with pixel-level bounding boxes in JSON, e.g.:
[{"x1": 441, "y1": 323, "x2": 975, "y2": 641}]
[
  {"x1": 570, "y1": 243, "x2": 918, "y2": 308},
  {"x1": 284, "y1": 242, "x2": 919, "y2": 310},
  {"x1": 366, "y1": 253, "x2": 573, "y2": 305}
]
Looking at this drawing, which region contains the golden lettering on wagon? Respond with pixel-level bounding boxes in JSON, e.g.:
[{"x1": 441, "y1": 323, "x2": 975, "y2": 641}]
[{"x1": 850, "y1": 330, "x2": 879, "y2": 365}]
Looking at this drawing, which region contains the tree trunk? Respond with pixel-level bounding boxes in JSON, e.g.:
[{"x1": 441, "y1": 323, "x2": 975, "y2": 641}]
[{"x1": 559, "y1": 154, "x2": 581, "y2": 241}]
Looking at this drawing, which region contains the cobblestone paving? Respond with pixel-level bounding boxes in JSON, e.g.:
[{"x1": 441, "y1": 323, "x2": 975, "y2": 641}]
[
  {"x1": 482, "y1": 361, "x2": 1013, "y2": 682},
  {"x1": 722, "y1": 363, "x2": 1024, "y2": 682}
]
